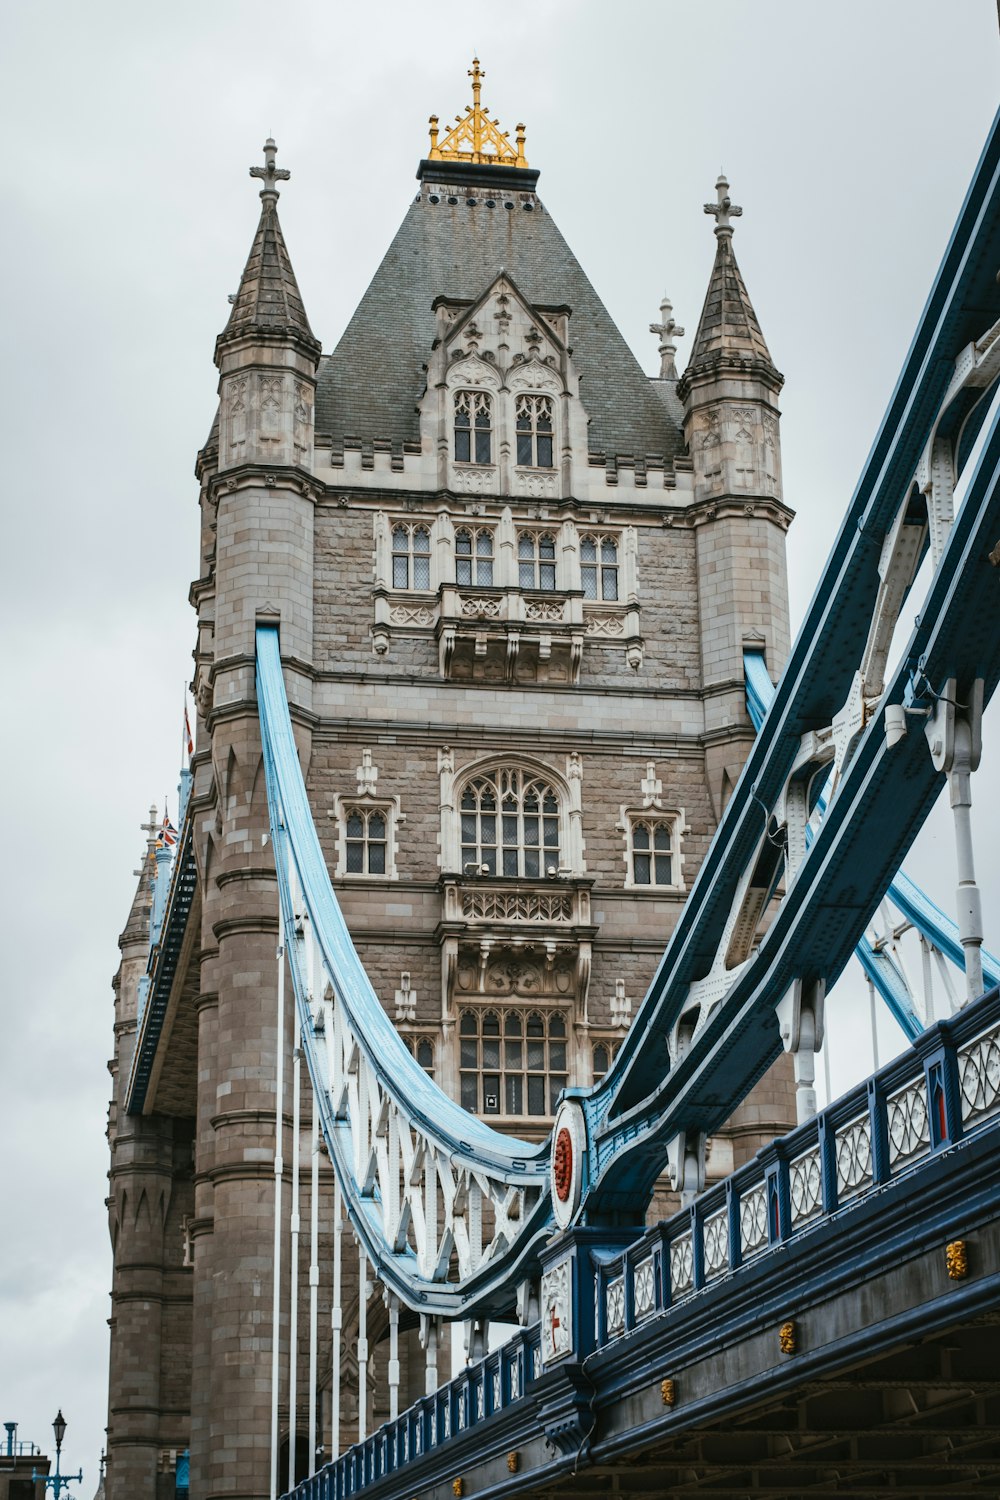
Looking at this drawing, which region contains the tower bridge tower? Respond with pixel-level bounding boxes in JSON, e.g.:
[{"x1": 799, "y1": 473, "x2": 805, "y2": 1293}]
[{"x1": 106, "y1": 66, "x2": 796, "y2": 1500}]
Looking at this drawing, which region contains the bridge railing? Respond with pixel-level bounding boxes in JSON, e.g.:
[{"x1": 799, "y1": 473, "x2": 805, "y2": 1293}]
[
  {"x1": 291, "y1": 1325, "x2": 543, "y2": 1500},
  {"x1": 593, "y1": 984, "x2": 1000, "y2": 1350},
  {"x1": 283, "y1": 985, "x2": 1000, "y2": 1500}
]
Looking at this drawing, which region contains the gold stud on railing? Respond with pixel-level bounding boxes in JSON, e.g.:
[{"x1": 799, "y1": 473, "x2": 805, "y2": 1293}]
[
  {"x1": 507, "y1": 1451, "x2": 520, "y2": 1473},
  {"x1": 452, "y1": 1480, "x2": 464, "y2": 1498},
  {"x1": 779, "y1": 1320, "x2": 797, "y2": 1354},
  {"x1": 946, "y1": 1239, "x2": 969, "y2": 1279},
  {"x1": 661, "y1": 1377, "x2": 676, "y2": 1406}
]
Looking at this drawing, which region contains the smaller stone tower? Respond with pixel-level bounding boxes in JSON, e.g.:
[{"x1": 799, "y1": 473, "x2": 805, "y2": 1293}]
[{"x1": 678, "y1": 175, "x2": 792, "y2": 821}]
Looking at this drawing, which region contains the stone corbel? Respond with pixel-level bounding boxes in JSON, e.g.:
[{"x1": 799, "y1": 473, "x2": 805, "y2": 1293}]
[
  {"x1": 570, "y1": 632, "x2": 584, "y2": 683},
  {"x1": 505, "y1": 631, "x2": 520, "y2": 681},
  {"x1": 439, "y1": 624, "x2": 456, "y2": 676}
]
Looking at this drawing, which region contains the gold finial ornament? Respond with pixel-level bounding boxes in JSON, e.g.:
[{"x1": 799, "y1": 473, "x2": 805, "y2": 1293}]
[
  {"x1": 507, "y1": 1451, "x2": 520, "y2": 1473},
  {"x1": 427, "y1": 57, "x2": 528, "y2": 168},
  {"x1": 660, "y1": 1378, "x2": 676, "y2": 1407},
  {"x1": 452, "y1": 1480, "x2": 464, "y2": 1497},
  {"x1": 778, "y1": 1320, "x2": 797, "y2": 1354}
]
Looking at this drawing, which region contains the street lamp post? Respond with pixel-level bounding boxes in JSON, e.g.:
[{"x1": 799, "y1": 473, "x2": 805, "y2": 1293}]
[{"x1": 33, "y1": 1411, "x2": 83, "y2": 1500}]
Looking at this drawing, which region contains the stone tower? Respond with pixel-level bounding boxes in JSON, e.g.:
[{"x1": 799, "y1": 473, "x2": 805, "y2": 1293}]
[{"x1": 105, "y1": 68, "x2": 795, "y2": 1500}]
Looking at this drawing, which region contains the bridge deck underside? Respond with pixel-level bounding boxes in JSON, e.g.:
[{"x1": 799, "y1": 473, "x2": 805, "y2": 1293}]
[{"x1": 578, "y1": 1321, "x2": 1000, "y2": 1497}]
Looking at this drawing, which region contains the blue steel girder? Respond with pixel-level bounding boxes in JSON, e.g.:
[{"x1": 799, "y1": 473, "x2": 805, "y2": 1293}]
[
  {"x1": 597, "y1": 110, "x2": 1000, "y2": 1126},
  {"x1": 581, "y1": 388, "x2": 1000, "y2": 1216}
]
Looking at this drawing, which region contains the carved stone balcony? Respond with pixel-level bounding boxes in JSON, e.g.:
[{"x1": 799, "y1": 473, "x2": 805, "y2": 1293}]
[
  {"x1": 436, "y1": 585, "x2": 585, "y2": 683},
  {"x1": 438, "y1": 874, "x2": 596, "y2": 1022}
]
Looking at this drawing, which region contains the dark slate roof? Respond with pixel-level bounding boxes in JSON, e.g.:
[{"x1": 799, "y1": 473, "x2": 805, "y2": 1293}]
[
  {"x1": 218, "y1": 198, "x2": 320, "y2": 356},
  {"x1": 316, "y1": 171, "x2": 682, "y2": 464},
  {"x1": 685, "y1": 231, "x2": 778, "y2": 377}
]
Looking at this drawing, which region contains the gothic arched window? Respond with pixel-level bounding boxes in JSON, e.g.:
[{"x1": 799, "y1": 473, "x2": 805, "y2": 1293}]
[
  {"x1": 392, "y1": 524, "x2": 431, "y2": 590},
  {"x1": 455, "y1": 527, "x2": 494, "y2": 586},
  {"x1": 344, "y1": 807, "x2": 388, "y2": 875},
  {"x1": 459, "y1": 1006, "x2": 568, "y2": 1116},
  {"x1": 454, "y1": 390, "x2": 493, "y2": 465},
  {"x1": 460, "y1": 767, "x2": 560, "y2": 877},
  {"x1": 515, "y1": 394, "x2": 554, "y2": 468},
  {"x1": 629, "y1": 818, "x2": 674, "y2": 886},
  {"x1": 580, "y1": 534, "x2": 619, "y2": 601},
  {"x1": 518, "y1": 531, "x2": 557, "y2": 590}
]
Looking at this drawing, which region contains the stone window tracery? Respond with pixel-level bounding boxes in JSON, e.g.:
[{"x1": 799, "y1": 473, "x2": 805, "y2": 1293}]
[
  {"x1": 392, "y1": 523, "x2": 432, "y2": 590},
  {"x1": 580, "y1": 534, "x2": 619, "y2": 601},
  {"x1": 402, "y1": 1036, "x2": 435, "y2": 1076},
  {"x1": 459, "y1": 1007, "x2": 568, "y2": 1117},
  {"x1": 455, "y1": 526, "x2": 495, "y2": 586},
  {"x1": 515, "y1": 394, "x2": 554, "y2": 468},
  {"x1": 592, "y1": 1040, "x2": 618, "y2": 1081},
  {"x1": 460, "y1": 767, "x2": 561, "y2": 877},
  {"x1": 517, "y1": 531, "x2": 557, "y2": 590},
  {"x1": 454, "y1": 390, "x2": 493, "y2": 466},
  {"x1": 626, "y1": 816, "x2": 676, "y2": 887},
  {"x1": 344, "y1": 806, "x2": 389, "y2": 875}
]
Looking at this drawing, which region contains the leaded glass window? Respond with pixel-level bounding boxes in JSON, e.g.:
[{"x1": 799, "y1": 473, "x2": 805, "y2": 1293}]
[
  {"x1": 518, "y1": 532, "x2": 557, "y2": 590},
  {"x1": 454, "y1": 390, "x2": 493, "y2": 465},
  {"x1": 515, "y1": 394, "x2": 554, "y2": 468},
  {"x1": 460, "y1": 767, "x2": 560, "y2": 877},
  {"x1": 630, "y1": 819, "x2": 673, "y2": 886},
  {"x1": 580, "y1": 534, "x2": 619, "y2": 601},
  {"x1": 344, "y1": 807, "x2": 388, "y2": 875},
  {"x1": 455, "y1": 527, "x2": 495, "y2": 587},
  {"x1": 459, "y1": 1007, "x2": 568, "y2": 1116},
  {"x1": 391, "y1": 524, "x2": 431, "y2": 590}
]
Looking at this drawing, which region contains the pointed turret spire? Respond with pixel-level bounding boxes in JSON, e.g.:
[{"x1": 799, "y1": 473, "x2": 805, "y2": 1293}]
[
  {"x1": 681, "y1": 174, "x2": 779, "y2": 386},
  {"x1": 216, "y1": 138, "x2": 320, "y2": 362}
]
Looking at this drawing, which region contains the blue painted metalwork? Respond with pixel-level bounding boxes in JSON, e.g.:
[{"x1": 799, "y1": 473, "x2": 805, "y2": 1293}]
[
  {"x1": 744, "y1": 649, "x2": 1000, "y2": 1038},
  {"x1": 257, "y1": 626, "x2": 552, "y2": 1311},
  {"x1": 126, "y1": 795, "x2": 198, "y2": 1114},
  {"x1": 283, "y1": 984, "x2": 1000, "y2": 1500}
]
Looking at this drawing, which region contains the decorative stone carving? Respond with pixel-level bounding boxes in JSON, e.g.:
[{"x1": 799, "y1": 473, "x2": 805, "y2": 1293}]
[
  {"x1": 451, "y1": 465, "x2": 498, "y2": 495},
  {"x1": 584, "y1": 614, "x2": 625, "y2": 636},
  {"x1": 389, "y1": 604, "x2": 435, "y2": 626},
  {"x1": 515, "y1": 470, "x2": 557, "y2": 498}
]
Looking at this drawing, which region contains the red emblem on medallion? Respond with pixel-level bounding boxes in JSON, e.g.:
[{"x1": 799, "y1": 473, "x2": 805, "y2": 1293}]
[{"x1": 554, "y1": 1126, "x2": 573, "y2": 1202}]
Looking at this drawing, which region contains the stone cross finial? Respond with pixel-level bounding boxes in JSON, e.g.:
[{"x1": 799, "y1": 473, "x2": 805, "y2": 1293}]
[
  {"x1": 704, "y1": 173, "x2": 742, "y2": 236},
  {"x1": 650, "y1": 296, "x2": 685, "y2": 380},
  {"x1": 250, "y1": 137, "x2": 290, "y2": 200}
]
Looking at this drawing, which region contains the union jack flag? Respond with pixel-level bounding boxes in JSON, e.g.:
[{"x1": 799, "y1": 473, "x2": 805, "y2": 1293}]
[{"x1": 157, "y1": 813, "x2": 178, "y2": 849}]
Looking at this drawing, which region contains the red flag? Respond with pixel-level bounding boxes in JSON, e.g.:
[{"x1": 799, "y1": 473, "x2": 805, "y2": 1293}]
[{"x1": 184, "y1": 705, "x2": 194, "y2": 759}]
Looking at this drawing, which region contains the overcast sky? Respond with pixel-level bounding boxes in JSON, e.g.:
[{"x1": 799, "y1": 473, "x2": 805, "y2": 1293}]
[{"x1": 2, "y1": 0, "x2": 999, "y2": 1485}]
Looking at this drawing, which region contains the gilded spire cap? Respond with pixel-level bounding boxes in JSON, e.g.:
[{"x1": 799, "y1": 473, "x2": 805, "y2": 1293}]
[
  {"x1": 704, "y1": 172, "x2": 742, "y2": 238},
  {"x1": 427, "y1": 57, "x2": 528, "y2": 168},
  {"x1": 250, "y1": 136, "x2": 290, "y2": 203}
]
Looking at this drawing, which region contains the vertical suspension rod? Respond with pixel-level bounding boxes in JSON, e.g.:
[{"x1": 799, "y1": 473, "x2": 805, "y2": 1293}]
[
  {"x1": 308, "y1": 1089, "x2": 319, "y2": 1474},
  {"x1": 358, "y1": 1244, "x2": 369, "y2": 1442},
  {"x1": 269, "y1": 907, "x2": 286, "y2": 1500},
  {"x1": 331, "y1": 1179, "x2": 342, "y2": 1462},
  {"x1": 288, "y1": 1003, "x2": 302, "y2": 1494}
]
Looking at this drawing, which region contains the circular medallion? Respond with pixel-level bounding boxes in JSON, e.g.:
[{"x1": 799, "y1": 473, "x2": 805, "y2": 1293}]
[
  {"x1": 550, "y1": 1099, "x2": 586, "y2": 1229},
  {"x1": 553, "y1": 1127, "x2": 573, "y2": 1202}
]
